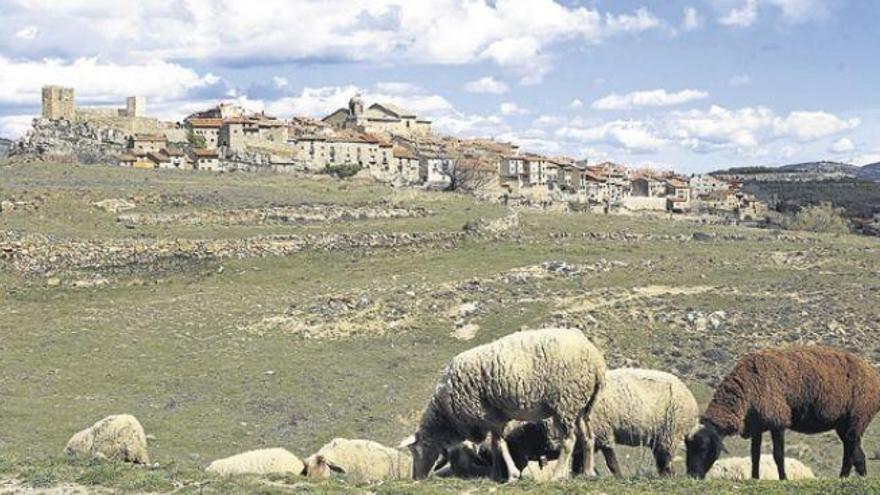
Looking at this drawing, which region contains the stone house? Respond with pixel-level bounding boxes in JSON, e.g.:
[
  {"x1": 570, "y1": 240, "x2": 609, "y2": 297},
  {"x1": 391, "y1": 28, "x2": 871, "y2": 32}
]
[
  {"x1": 690, "y1": 174, "x2": 731, "y2": 196},
  {"x1": 631, "y1": 176, "x2": 666, "y2": 197},
  {"x1": 163, "y1": 147, "x2": 191, "y2": 169},
  {"x1": 499, "y1": 155, "x2": 527, "y2": 185},
  {"x1": 128, "y1": 133, "x2": 167, "y2": 154},
  {"x1": 117, "y1": 153, "x2": 137, "y2": 168},
  {"x1": 419, "y1": 153, "x2": 454, "y2": 186},
  {"x1": 186, "y1": 118, "x2": 223, "y2": 148},
  {"x1": 393, "y1": 145, "x2": 421, "y2": 184},
  {"x1": 323, "y1": 95, "x2": 431, "y2": 138},
  {"x1": 146, "y1": 151, "x2": 171, "y2": 169},
  {"x1": 665, "y1": 178, "x2": 692, "y2": 212},
  {"x1": 192, "y1": 148, "x2": 221, "y2": 171}
]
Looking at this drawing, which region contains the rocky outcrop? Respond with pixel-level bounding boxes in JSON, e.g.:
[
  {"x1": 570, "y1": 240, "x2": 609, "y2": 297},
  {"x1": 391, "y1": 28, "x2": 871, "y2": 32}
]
[
  {"x1": 0, "y1": 137, "x2": 13, "y2": 159},
  {"x1": 115, "y1": 204, "x2": 430, "y2": 226},
  {"x1": 0, "y1": 230, "x2": 469, "y2": 274},
  {"x1": 13, "y1": 118, "x2": 127, "y2": 164}
]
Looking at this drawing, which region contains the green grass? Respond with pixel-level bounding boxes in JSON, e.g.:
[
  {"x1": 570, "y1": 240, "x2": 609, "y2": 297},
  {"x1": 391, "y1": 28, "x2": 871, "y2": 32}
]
[{"x1": 2, "y1": 160, "x2": 880, "y2": 492}]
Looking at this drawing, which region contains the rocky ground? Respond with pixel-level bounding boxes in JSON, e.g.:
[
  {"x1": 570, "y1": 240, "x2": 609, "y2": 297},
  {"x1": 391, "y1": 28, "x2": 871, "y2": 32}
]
[{"x1": 1, "y1": 160, "x2": 879, "y2": 493}]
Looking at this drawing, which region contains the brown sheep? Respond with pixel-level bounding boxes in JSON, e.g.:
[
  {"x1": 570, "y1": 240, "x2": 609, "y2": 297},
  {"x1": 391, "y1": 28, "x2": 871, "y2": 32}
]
[{"x1": 686, "y1": 346, "x2": 880, "y2": 480}]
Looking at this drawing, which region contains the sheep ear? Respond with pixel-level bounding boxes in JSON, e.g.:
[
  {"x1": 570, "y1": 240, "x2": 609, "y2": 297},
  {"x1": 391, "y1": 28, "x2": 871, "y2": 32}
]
[
  {"x1": 720, "y1": 441, "x2": 729, "y2": 454},
  {"x1": 327, "y1": 461, "x2": 346, "y2": 474},
  {"x1": 399, "y1": 434, "x2": 417, "y2": 449}
]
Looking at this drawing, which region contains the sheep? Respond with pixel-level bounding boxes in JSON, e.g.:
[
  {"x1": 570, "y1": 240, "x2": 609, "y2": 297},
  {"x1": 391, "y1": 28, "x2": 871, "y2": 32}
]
[
  {"x1": 304, "y1": 438, "x2": 412, "y2": 481},
  {"x1": 496, "y1": 369, "x2": 698, "y2": 478},
  {"x1": 707, "y1": 455, "x2": 815, "y2": 480},
  {"x1": 589, "y1": 368, "x2": 699, "y2": 477},
  {"x1": 64, "y1": 414, "x2": 150, "y2": 464},
  {"x1": 401, "y1": 327, "x2": 606, "y2": 482},
  {"x1": 207, "y1": 448, "x2": 305, "y2": 476},
  {"x1": 686, "y1": 346, "x2": 880, "y2": 480}
]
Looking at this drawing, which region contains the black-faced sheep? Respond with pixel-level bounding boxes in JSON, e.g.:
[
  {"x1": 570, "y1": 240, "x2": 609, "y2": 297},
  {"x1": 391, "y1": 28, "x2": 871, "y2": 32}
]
[
  {"x1": 402, "y1": 328, "x2": 606, "y2": 481},
  {"x1": 686, "y1": 346, "x2": 880, "y2": 480}
]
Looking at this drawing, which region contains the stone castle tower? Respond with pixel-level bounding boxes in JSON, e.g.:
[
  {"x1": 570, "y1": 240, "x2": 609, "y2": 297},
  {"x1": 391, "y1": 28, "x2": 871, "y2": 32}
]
[
  {"x1": 42, "y1": 85, "x2": 75, "y2": 120},
  {"x1": 348, "y1": 94, "x2": 364, "y2": 117},
  {"x1": 126, "y1": 96, "x2": 145, "y2": 117}
]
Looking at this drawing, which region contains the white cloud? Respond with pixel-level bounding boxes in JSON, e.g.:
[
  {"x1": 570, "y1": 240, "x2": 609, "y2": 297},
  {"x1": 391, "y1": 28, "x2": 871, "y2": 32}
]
[
  {"x1": 533, "y1": 115, "x2": 564, "y2": 128},
  {"x1": 373, "y1": 82, "x2": 422, "y2": 95},
  {"x1": 719, "y1": 0, "x2": 758, "y2": 27},
  {"x1": 433, "y1": 113, "x2": 509, "y2": 138},
  {"x1": 265, "y1": 84, "x2": 453, "y2": 119},
  {"x1": 500, "y1": 102, "x2": 529, "y2": 115},
  {"x1": 670, "y1": 105, "x2": 860, "y2": 151},
  {"x1": 0, "y1": 1, "x2": 664, "y2": 84},
  {"x1": 829, "y1": 137, "x2": 855, "y2": 154},
  {"x1": 604, "y1": 8, "x2": 663, "y2": 35},
  {"x1": 682, "y1": 7, "x2": 703, "y2": 31},
  {"x1": 851, "y1": 149, "x2": 880, "y2": 166},
  {"x1": 772, "y1": 111, "x2": 860, "y2": 142},
  {"x1": 728, "y1": 74, "x2": 752, "y2": 87},
  {"x1": 717, "y1": 0, "x2": 828, "y2": 28},
  {"x1": 272, "y1": 76, "x2": 289, "y2": 89},
  {"x1": 0, "y1": 56, "x2": 219, "y2": 105},
  {"x1": 15, "y1": 25, "x2": 39, "y2": 40},
  {"x1": 569, "y1": 98, "x2": 584, "y2": 109},
  {"x1": 463, "y1": 76, "x2": 509, "y2": 94},
  {"x1": 557, "y1": 120, "x2": 665, "y2": 153},
  {"x1": 779, "y1": 145, "x2": 798, "y2": 159},
  {"x1": 592, "y1": 89, "x2": 709, "y2": 110},
  {"x1": 0, "y1": 115, "x2": 33, "y2": 139}
]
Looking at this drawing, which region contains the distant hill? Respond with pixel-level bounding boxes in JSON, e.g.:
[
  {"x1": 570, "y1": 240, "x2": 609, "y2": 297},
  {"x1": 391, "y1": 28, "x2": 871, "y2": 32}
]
[
  {"x1": 857, "y1": 162, "x2": 880, "y2": 182},
  {"x1": 712, "y1": 161, "x2": 858, "y2": 177},
  {"x1": 777, "y1": 161, "x2": 859, "y2": 175}
]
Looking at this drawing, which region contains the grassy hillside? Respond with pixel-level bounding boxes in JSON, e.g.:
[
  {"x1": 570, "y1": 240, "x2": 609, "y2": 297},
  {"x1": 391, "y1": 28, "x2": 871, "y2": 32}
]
[{"x1": 2, "y1": 161, "x2": 880, "y2": 493}]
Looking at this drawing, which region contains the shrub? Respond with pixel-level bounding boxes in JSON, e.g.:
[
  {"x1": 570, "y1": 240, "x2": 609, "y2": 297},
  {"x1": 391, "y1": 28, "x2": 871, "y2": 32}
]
[
  {"x1": 324, "y1": 163, "x2": 362, "y2": 179},
  {"x1": 186, "y1": 131, "x2": 206, "y2": 148},
  {"x1": 786, "y1": 203, "x2": 851, "y2": 234}
]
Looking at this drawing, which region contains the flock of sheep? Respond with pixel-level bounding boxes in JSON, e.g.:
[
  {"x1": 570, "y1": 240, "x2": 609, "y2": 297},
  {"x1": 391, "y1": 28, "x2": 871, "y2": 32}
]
[{"x1": 62, "y1": 327, "x2": 880, "y2": 484}]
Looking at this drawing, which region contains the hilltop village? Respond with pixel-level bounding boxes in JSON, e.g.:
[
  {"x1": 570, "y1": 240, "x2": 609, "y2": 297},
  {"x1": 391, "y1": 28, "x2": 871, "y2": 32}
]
[{"x1": 16, "y1": 85, "x2": 768, "y2": 220}]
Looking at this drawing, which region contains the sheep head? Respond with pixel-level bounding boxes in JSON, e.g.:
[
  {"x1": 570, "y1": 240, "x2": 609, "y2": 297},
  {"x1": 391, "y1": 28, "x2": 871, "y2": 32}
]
[
  {"x1": 303, "y1": 454, "x2": 346, "y2": 478},
  {"x1": 685, "y1": 422, "x2": 726, "y2": 479}
]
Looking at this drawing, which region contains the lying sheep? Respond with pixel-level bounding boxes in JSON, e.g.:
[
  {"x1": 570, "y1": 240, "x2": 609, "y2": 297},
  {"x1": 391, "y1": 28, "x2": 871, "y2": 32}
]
[
  {"x1": 207, "y1": 448, "x2": 305, "y2": 476},
  {"x1": 707, "y1": 455, "x2": 815, "y2": 480},
  {"x1": 304, "y1": 438, "x2": 412, "y2": 481},
  {"x1": 687, "y1": 346, "x2": 880, "y2": 480},
  {"x1": 64, "y1": 414, "x2": 150, "y2": 464},
  {"x1": 402, "y1": 328, "x2": 606, "y2": 481}
]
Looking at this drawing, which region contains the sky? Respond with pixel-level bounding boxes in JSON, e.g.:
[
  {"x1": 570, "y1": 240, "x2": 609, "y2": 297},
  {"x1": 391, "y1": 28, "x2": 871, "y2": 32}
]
[{"x1": 0, "y1": 0, "x2": 878, "y2": 172}]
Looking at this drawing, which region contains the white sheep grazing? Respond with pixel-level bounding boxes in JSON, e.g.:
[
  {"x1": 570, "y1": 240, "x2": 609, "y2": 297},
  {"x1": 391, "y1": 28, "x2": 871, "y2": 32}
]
[
  {"x1": 707, "y1": 455, "x2": 815, "y2": 480},
  {"x1": 590, "y1": 368, "x2": 699, "y2": 477},
  {"x1": 304, "y1": 438, "x2": 412, "y2": 481},
  {"x1": 206, "y1": 448, "x2": 305, "y2": 476},
  {"x1": 402, "y1": 328, "x2": 606, "y2": 482},
  {"x1": 64, "y1": 414, "x2": 150, "y2": 464}
]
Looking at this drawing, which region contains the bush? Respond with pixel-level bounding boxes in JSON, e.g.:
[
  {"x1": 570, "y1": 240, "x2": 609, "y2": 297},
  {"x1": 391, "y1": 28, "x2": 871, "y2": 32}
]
[
  {"x1": 324, "y1": 163, "x2": 362, "y2": 179},
  {"x1": 186, "y1": 131, "x2": 206, "y2": 148},
  {"x1": 786, "y1": 203, "x2": 851, "y2": 234}
]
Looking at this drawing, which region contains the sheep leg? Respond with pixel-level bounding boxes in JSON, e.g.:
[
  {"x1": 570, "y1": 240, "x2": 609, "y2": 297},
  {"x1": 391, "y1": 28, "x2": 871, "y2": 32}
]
[
  {"x1": 602, "y1": 446, "x2": 622, "y2": 478},
  {"x1": 653, "y1": 447, "x2": 673, "y2": 477},
  {"x1": 854, "y1": 439, "x2": 867, "y2": 477},
  {"x1": 550, "y1": 431, "x2": 577, "y2": 480},
  {"x1": 771, "y1": 429, "x2": 786, "y2": 480},
  {"x1": 837, "y1": 427, "x2": 855, "y2": 478},
  {"x1": 750, "y1": 432, "x2": 762, "y2": 479},
  {"x1": 574, "y1": 414, "x2": 596, "y2": 477},
  {"x1": 490, "y1": 433, "x2": 520, "y2": 482}
]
